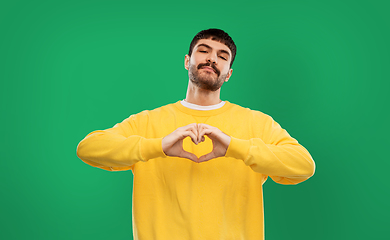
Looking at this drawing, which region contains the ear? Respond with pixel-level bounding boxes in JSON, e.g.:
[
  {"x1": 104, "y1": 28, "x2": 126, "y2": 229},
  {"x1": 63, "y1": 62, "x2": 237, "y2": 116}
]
[
  {"x1": 224, "y1": 68, "x2": 233, "y2": 82},
  {"x1": 184, "y1": 55, "x2": 190, "y2": 70}
]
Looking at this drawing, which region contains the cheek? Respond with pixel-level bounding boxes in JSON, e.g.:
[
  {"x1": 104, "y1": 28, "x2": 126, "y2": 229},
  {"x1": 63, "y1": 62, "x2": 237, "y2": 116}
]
[
  {"x1": 189, "y1": 58, "x2": 199, "y2": 68},
  {"x1": 193, "y1": 53, "x2": 207, "y2": 64},
  {"x1": 220, "y1": 65, "x2": 230, "y2": 74}
]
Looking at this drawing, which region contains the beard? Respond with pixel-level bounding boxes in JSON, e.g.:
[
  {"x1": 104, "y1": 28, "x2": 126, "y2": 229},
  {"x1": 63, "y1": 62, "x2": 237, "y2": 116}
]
[{"x1": 188, "y1": 62, "x2": 229, "y2": 92}]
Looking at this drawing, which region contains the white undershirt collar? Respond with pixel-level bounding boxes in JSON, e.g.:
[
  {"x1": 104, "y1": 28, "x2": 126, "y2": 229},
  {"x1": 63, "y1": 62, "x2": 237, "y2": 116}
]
[{"x1": 180, "y1": 99, "x2": 225, "y2": 111}]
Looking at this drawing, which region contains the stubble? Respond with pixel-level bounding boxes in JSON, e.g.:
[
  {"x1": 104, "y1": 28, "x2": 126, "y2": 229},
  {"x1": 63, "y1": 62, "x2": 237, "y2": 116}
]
[{"x1": 188, "y1": 63, "x2": 228, "y2": 92}]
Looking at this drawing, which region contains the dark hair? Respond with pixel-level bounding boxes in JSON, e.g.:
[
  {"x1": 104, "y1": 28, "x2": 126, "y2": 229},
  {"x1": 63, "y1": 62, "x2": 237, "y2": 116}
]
[{"x1": 188, "y1": 28, "x2": 236, "y2": 68}]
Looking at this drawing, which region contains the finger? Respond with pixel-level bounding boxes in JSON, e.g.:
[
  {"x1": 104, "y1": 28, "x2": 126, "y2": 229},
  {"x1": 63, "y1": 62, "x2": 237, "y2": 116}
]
[
  {"x1": 190, "y1": 127, "x2": 199, "y2": 144},
  {"x1": 184, "y1": 130, "x2": 198, "y2": 145},
  {"x1": 199, "y1": 123, "x2": 212, "y2": 128},
  {"x1": 182, "y1": 123, "x2": 198, "y2": 131},
  {"x1": 186, "y1": 124, "x2": 199, "y2": 144},
  {"x1": 197, "y1": 124, "x2": 207, "y2": 143},
  {"x1": 178, "y1": 124, "x2": 197, "y2": 135},
  {"x1": 197, "y1": 124, "x2": 202, "y2": 143},
  {"x1": 198, "y1": 128, "x2": 213, "y2": 141}
]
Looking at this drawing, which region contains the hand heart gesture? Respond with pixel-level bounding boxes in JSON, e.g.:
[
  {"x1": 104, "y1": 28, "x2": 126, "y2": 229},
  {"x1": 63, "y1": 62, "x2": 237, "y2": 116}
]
[{"x1": 162, "y1": 123, "x2": 231, "y2": 163}]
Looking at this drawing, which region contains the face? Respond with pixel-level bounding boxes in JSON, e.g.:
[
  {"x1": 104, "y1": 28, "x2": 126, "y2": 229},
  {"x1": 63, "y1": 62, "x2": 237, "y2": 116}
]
[{"x1": 185, "y1": 39, "x2": 233, "y2": 91}]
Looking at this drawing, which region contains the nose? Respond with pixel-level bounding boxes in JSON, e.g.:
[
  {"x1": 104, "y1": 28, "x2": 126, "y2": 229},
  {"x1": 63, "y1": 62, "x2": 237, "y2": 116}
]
[{"x1": 206, "y1": 52, "x2": 217, "y2": 64}]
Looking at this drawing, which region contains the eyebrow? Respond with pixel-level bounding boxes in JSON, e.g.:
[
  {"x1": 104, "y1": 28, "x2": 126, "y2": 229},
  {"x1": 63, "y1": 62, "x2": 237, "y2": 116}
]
[{"x1": 197, "y1": 43, "x2": 231, "y2": 57}]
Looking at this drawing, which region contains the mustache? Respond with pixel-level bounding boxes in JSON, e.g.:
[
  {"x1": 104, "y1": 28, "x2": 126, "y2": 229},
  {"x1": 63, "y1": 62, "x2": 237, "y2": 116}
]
[{"x1": 197, "y1": 62, "x2": 220, "y2": 76}]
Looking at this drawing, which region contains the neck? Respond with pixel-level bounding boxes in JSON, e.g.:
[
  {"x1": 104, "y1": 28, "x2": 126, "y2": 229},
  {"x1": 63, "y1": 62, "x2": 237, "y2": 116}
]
[{"x1": 185, "y1": 80, "x2": 222, "y2": 106}]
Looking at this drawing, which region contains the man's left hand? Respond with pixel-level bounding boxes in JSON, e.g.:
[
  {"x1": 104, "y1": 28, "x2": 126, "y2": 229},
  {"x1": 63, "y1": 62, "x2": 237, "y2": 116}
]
[{"x1": 196, "y1": 123, "x2": 231, "y2": 163}]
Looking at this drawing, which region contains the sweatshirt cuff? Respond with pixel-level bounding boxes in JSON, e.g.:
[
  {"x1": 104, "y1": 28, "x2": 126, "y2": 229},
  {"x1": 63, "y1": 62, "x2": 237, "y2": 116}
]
[
  {"x1": 140, "y1": 137, "x2": 167, "y2": 161},
  {"x1": 225, "y1": 136, "x2": 251, "y2": 161}
]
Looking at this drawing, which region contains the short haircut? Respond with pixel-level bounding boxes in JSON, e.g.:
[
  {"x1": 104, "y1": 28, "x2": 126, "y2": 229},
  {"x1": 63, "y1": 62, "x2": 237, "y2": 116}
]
[{"x1": 188, "y1": 28, "x2": 236, "y2": 68}]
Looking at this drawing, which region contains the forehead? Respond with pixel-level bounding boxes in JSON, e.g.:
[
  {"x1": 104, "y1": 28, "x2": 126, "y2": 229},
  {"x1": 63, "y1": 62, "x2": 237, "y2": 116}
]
[{"x1": 194, "y1": 38, "x2": 232, "y2": 55}]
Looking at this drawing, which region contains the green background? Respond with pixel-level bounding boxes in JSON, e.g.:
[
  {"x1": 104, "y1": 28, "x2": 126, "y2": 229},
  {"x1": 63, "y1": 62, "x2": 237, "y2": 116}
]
[{"x1": 1, "y1": 0, "x2": 389, "y2": 239}]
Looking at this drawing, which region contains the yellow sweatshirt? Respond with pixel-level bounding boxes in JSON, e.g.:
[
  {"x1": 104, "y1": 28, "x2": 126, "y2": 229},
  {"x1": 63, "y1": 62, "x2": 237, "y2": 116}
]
[{"x1": 77, "y1": 101, "x2": 315, "y2": 240}]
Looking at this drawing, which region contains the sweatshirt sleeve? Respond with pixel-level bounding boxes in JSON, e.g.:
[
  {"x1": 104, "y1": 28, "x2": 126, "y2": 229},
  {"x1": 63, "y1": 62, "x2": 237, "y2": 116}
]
[
  {"x1": 225, "y1": 112, "x2": 315, "y2": 185},
  {"x1": 76, "y1": 114, "x2": 167, "y2": 171}
]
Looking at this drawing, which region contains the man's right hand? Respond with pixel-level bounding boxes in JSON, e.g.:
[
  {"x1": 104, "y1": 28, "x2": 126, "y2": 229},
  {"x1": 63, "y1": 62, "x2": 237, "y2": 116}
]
[{"x1": 162, "y1": 123, "x2": 201, "y2": 162}]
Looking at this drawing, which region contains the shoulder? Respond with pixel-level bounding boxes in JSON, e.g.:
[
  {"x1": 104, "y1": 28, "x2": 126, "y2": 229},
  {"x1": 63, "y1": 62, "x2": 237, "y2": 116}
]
[
  {"x1": 143, "y1": 102, "x2": 178, "y2": 116},
  {"x1": 227, "y1": 102, "x2": 273, "y2": 121},
  {"x1": 125, "y1": 102, "x2": 178, "y2": 120},
  {"x1": 115, "y1": 102, "x2": 176, "y2": 132}
]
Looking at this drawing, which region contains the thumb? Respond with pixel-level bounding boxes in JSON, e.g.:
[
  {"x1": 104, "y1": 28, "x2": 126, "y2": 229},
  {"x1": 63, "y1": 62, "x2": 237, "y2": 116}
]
[
  {"x1": 181, "y1": 150, "x2": 199, "y2": 163},
  {"x1": 198, "y1": 152, "x2": 216, "y2": 163}
]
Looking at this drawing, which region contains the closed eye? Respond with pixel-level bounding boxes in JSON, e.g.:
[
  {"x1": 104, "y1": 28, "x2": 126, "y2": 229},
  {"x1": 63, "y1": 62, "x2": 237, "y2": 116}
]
[{"x1": 219, "y1": 56, "x2": 227, "y2": 60}]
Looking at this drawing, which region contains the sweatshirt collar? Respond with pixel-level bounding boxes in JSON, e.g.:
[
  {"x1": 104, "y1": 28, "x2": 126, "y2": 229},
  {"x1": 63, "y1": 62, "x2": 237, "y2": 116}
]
[
  {"x1": 180, "y1": 99, "x2": 225, "y2": 111},
  {"x1": 174, "y1": 100, "x2": 233, "y2": 117}
]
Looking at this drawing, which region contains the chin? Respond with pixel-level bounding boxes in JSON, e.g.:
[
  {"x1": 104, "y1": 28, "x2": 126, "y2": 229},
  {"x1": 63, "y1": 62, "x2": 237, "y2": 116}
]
[
  {"x1": 199, "y1": 80, "x2": 223, "y2": 92},
  {"x1": 199, "y1": 72, "x2": 218, "y2": 82}
]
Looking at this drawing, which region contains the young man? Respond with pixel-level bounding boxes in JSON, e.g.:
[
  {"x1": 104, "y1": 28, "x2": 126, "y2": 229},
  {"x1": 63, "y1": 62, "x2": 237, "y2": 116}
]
[{"x1": 77, "y1": 29, "x2": 315, "y2": 240}]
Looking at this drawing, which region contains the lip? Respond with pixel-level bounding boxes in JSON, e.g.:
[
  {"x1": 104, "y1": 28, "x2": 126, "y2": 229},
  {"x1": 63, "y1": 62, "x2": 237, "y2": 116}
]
[{"x1": 201, "y1": 66, "x2": 216, "y2": 73}]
